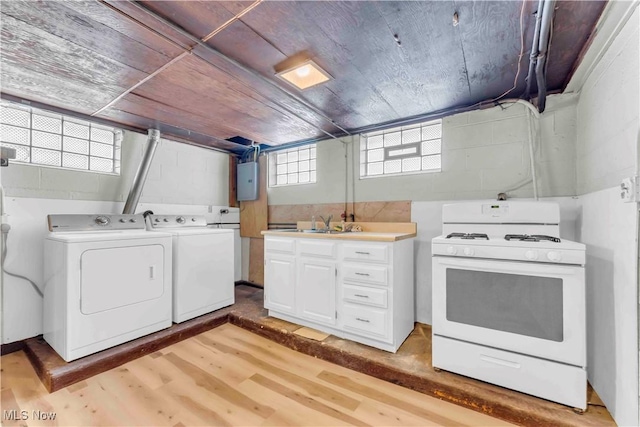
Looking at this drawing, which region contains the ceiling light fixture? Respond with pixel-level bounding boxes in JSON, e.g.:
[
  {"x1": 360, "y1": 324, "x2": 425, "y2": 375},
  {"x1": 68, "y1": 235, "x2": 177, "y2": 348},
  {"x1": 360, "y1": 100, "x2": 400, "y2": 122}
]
[{"x1": 276, "y1": 59, "x2": 332, "y2": 90}]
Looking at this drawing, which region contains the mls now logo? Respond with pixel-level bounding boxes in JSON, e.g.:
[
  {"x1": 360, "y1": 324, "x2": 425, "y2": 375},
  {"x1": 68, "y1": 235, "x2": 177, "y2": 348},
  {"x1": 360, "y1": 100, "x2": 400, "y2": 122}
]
[
  {"x1": 3, "y1": 410, "x2": 28, "y2": 421},
  {"x1": 3, "y1": 410, "x2": 57, "y2": 421}
]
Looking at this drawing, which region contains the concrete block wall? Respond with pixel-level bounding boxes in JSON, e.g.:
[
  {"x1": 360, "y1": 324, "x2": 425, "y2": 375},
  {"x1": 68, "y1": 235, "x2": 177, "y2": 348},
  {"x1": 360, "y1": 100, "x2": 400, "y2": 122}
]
[
  {"x1": 267, "y1": 94, "x2": 578, "y2": 206},
  {"x1": 0, "y1": 130, "x2": 230, "y2": 206},
  {"x1": 576, "y1": 6, "x2": 639, "y2": 195},
  {"x1": 572, "y1": 6, "x2": 639, "y2": 426}
]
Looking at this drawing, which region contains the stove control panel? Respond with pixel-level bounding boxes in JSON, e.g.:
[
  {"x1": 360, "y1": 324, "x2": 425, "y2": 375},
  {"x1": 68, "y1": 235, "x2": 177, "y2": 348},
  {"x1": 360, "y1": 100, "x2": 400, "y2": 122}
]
[
  {"x1": 148, "y1": 215, "x2": 207, "y2": 228},
  {"x1": 48, "y1": 214, "x2": 145, "y2": 232},
  {"x1": 433, "y1": 242, "x2": 585, "y2": 266}
]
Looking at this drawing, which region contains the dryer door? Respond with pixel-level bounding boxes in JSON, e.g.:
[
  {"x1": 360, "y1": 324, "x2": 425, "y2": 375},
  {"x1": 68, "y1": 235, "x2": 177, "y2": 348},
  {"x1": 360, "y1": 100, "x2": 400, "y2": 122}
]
[{"x1": 81, "y1": 244, "x2": 165, "y2": 314}]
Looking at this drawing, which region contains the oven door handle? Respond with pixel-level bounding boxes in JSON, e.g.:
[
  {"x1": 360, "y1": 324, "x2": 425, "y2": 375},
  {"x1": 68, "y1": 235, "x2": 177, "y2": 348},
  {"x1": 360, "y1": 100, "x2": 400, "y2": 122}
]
[{"x1": 435, "y1": 257, "x2": 579, "y2": 276}]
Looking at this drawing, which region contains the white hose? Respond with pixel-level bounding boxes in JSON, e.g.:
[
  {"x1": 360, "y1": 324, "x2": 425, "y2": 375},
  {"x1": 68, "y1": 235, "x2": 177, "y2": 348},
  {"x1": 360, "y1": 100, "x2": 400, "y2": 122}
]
[
  {"x1": 526, "y1": 108, "x2": 539, "y2": 200},
  {"x1": 500, "y1": 99, "x2": 540, "y2": 200}
]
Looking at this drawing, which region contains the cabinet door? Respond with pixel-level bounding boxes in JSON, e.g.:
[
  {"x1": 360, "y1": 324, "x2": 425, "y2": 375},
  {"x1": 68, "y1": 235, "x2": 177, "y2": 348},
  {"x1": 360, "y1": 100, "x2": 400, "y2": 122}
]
[
  {"x1": 297, "y1": 258, "x2": 336, "y2": 326},
  {"x1": 264, "y1": 254, "x2": 296, "y2": 315}
]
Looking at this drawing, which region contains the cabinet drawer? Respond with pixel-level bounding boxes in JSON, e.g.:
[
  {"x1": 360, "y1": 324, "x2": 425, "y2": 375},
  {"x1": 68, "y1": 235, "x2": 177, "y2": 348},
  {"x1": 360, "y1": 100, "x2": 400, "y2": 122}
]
[
  {"x1": 298, "y1": 240, "x2": 336, "y2": 258},
  {"x1": 343, "y1": 244, "x2": 388, "y2": 263},
  {"x1": 342, "y1": 304, "x2": 388, "y2": 339},
  {"x1": 265, "y1": 237, "x2": 295, "y2": 254},
  {"x1": 343, "y1": 284, "x2": 387, "y2": 308},
  {"x1": 342, "y1": 263, "x2": 388, "y2": 286}
]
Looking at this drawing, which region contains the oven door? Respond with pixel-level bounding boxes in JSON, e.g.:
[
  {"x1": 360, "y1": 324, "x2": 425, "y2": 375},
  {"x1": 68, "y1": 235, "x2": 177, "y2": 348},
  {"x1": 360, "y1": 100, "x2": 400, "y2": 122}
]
[{"x1": 432, "y1": 256, "x2": 585, "y2": 367}]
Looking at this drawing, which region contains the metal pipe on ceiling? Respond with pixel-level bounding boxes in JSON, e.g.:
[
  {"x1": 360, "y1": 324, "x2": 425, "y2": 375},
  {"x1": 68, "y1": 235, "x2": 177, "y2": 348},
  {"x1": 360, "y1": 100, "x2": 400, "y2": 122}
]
[
  {"x1": 535, "y1": 0, "x2": 556, "y2": 113},
  {"x1": 121, "y1": 0, "x2": 350, "y2": 139},
  {"x1": 524, "y1": 0, "x2": 545, "y2": 99},
  {"x1": 122, "y1": 129, "x2": 161, "y2": 214}
]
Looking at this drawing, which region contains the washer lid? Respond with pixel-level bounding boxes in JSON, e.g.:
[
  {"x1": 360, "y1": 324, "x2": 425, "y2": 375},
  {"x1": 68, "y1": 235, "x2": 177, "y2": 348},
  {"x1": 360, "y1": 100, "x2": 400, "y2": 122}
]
[{"x1": 47, "y1": 229, "x2": 172, "y2": 243}]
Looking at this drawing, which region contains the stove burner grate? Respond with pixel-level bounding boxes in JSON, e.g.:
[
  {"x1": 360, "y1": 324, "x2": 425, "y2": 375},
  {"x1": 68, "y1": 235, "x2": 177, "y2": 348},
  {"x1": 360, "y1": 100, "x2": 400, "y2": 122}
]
[
  {"x1": 446, "y1": 233, "x2": 489, "y2": 240},
  {"x1": 505, "y1": 234, "x2": 561, "y2": 243}
]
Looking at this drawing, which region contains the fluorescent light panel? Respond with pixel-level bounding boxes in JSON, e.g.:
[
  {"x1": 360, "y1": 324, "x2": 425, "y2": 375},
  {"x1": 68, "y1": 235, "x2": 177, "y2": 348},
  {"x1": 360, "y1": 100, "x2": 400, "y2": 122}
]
[{"x1": 276, "y1": 60, "x2": 332, "y2": 90}]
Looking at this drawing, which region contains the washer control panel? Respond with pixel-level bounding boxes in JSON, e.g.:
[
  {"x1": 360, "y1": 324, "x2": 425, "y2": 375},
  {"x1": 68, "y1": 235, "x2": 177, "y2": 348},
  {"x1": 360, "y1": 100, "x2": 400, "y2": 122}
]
[
  {"x1": 48, "y1": 214, "x2": 145, "y2": 232},
  {"x1": 148, "y1": 215, "x2": 207, "y2": 228}
]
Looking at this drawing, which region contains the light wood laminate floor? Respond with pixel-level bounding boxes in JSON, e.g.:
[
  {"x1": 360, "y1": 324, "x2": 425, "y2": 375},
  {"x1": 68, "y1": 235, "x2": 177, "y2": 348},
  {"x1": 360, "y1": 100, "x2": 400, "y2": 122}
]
[{"x1": 1, "y1": 324, "x2": 514, "y2": 426}]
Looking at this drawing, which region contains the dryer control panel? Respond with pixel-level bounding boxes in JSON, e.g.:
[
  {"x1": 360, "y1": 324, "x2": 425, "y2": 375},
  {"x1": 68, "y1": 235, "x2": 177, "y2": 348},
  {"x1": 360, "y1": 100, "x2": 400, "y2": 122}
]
[
  {"x1": 48, "y1": 214, "x2": 146, "y2": 232},
  {"x1": 147, "y1": 215, "x2": 207, "y2": 228}
]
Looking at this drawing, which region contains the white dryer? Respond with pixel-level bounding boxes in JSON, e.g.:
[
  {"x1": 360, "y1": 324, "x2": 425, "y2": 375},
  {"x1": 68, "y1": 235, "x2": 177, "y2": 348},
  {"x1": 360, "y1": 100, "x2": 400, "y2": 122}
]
[
  {"x1": 44, "y1": 214, "x2": 173, "y2": 362},
  {"x1": 147, "y1": 215, "x2": 234, "y2": 323}
]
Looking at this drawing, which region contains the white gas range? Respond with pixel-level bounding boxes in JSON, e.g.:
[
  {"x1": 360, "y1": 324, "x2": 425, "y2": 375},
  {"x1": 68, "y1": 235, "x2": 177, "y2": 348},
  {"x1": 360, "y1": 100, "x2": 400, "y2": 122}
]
[{"x1": 431, "y1": 201, "x2": 587, "y2": 411}]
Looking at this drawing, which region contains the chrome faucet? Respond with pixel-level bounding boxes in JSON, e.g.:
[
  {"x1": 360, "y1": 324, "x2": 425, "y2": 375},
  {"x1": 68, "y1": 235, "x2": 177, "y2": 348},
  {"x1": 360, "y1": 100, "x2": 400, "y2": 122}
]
[{"x1": 319, "y1": 215, "x2": 332, "y2": 230}]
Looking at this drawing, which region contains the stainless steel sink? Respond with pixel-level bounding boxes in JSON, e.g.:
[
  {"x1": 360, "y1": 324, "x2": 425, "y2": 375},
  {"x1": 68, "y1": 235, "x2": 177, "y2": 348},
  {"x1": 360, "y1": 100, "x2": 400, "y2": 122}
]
[{"x1": 275, "y1": 229, "x2": 347, "y2": 234}]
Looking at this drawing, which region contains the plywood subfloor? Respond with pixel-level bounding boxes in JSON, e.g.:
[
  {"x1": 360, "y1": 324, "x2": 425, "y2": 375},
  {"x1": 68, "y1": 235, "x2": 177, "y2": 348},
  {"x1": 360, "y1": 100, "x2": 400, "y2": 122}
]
[{"x1": 1, "y1": 324, "x2": 516, "y2": 427}]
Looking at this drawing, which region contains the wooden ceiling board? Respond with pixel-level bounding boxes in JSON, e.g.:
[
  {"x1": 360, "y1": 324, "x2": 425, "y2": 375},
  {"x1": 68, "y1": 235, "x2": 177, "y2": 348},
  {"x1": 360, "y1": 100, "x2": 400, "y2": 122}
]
[
  {"x1": 217, "y1": 1, "x2": 261, "y2": 16},
  {"x1": 0, "y1": 13, "x2": 148, "y2": 111},
  {"x1": 288, "y1": 1, "x2": 409, "y2": 119},
  {"x1": 112, "y1": 92, "x2": 320, "y2": 146},
  {"x1": 189, "y1": 44, "x2": 341, "y2": 138},
  {"x1": 1, "y1": 64, "x2": 116, "y2": 114},
  {"x1": 138, "y1": 0, "x2": 238, "y2": 40},
  {"x1": 113, "y1": 93, "x2": 266, "y2": 142},
  {"x1": 60, "y1": 1, "x2": 185, "y2": 59},
  {"x1": 97, "y1": 107, "x2": 255, "y2": 154},
  {"x1": 225, "y1": 1, "x2": 394, "y2": 127},
  {"x1": 546, "y1": 1, "x2": 607, "y2": 91},
  {"x1": 450, "y1": 1, "x2": 538, "y2": 104},
  {"x1": 1, "y1": 1, "x2": 174, "y2": 75},
  {"x1": 133, "y1": 58, "x2": 322, "y2": 142},
  {"x1": 102, "y1": 0, "x2": 195, "y2": 50},
  {"x1": 297, "y1": 1, "x2": 480, "y2": 119},
  {"x1": 370, "y1": 1, "x2": 472, "y2": 111}
]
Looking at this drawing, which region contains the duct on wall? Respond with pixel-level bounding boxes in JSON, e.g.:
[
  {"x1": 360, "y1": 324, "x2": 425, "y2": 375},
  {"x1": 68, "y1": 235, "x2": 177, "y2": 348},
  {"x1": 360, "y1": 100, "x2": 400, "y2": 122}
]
[{"x1": 123, "y1": 129, "x2": 161, "y2": 214}]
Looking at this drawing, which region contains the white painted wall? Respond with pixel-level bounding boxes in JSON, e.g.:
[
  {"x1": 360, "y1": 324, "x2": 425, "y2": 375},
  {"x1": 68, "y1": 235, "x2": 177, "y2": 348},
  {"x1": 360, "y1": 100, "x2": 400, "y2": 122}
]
[
  {"x1": 0, "y1": 131, "x2": 231, "y2": 343},
  {"x1": 576, "y1": 188, "x2": 638, "y2": 425},
  {"x1": 268, "y1": 94, "x2": 578, "y2": 206},
  {"x1": 576, "y1": 7, "x2": 639, "y2": 195},
  {"x1": 1, "y1": 131, "x2": 230, "y2": 206},
  {"x1": 571, "y1": 4, "x2": 639, "y2": 426}
]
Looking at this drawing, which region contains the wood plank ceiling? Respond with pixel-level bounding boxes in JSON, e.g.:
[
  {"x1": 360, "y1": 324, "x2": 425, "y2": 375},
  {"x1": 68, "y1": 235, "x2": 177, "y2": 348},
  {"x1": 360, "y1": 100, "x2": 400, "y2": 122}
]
[{"x1": 0, "y1": 1, "x2": 606, "y2": 154}]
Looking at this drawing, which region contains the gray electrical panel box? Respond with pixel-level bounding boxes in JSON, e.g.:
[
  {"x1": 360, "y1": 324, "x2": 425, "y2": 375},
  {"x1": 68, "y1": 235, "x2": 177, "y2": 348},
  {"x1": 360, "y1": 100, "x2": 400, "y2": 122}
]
[{"x1": 237, "y1": 161, "x2": 259, "y2": 201}]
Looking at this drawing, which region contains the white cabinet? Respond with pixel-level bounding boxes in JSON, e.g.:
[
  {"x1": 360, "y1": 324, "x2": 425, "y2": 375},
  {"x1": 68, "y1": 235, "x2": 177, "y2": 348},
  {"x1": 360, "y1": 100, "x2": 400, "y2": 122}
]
[
  {"x1": 264, "y1": 254, "x2": 296, "y2": 315},
  {"x1": 297, "y1": 257, "x2": 336, "y2": 326},
  {"x1": 264, "y1": 235, "x2": 414, "y2": 353}
]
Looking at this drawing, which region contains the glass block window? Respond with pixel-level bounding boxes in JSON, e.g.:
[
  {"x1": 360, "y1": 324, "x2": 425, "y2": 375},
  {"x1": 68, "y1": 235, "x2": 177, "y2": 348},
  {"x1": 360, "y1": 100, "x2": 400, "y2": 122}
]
[
  {"x1": 360, "y1": 119, "x2": 442, "y2": 178},
  {"x1": 0, "y1": 102, "x2": 122, "y2": 174},
  {"x1": 269, "y1": 144, "x2": 317, "y2": 187}
]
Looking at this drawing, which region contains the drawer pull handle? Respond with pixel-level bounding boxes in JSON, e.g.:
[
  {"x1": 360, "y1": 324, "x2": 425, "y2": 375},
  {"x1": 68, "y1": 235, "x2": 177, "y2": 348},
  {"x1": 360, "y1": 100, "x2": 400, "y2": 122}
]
[
  {"x1": 355, "y1": 251, "x2": 370, "y2": 255},
  {"x1": 355, "y1": 317, "x2": 370, "y2": 323},
  {"x1": 355, "y1": 272, "x2": 370, "y2": 276},
  {"x1": 480, "y1": 355, "x2": 521, "y2": 369},
  {"x1": 354, "y1": 294, "x2": 369, "y2": 298}
]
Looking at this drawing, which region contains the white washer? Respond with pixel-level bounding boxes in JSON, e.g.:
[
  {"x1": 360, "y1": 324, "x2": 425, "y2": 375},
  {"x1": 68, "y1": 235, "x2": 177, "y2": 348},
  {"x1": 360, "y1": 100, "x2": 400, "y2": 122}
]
[
  {"x1": 44, "y1": 214, "x2": 173, "y2": 362},
  {"x1": 147, "y1": 214, "x2": 234, "y2": 323}
]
